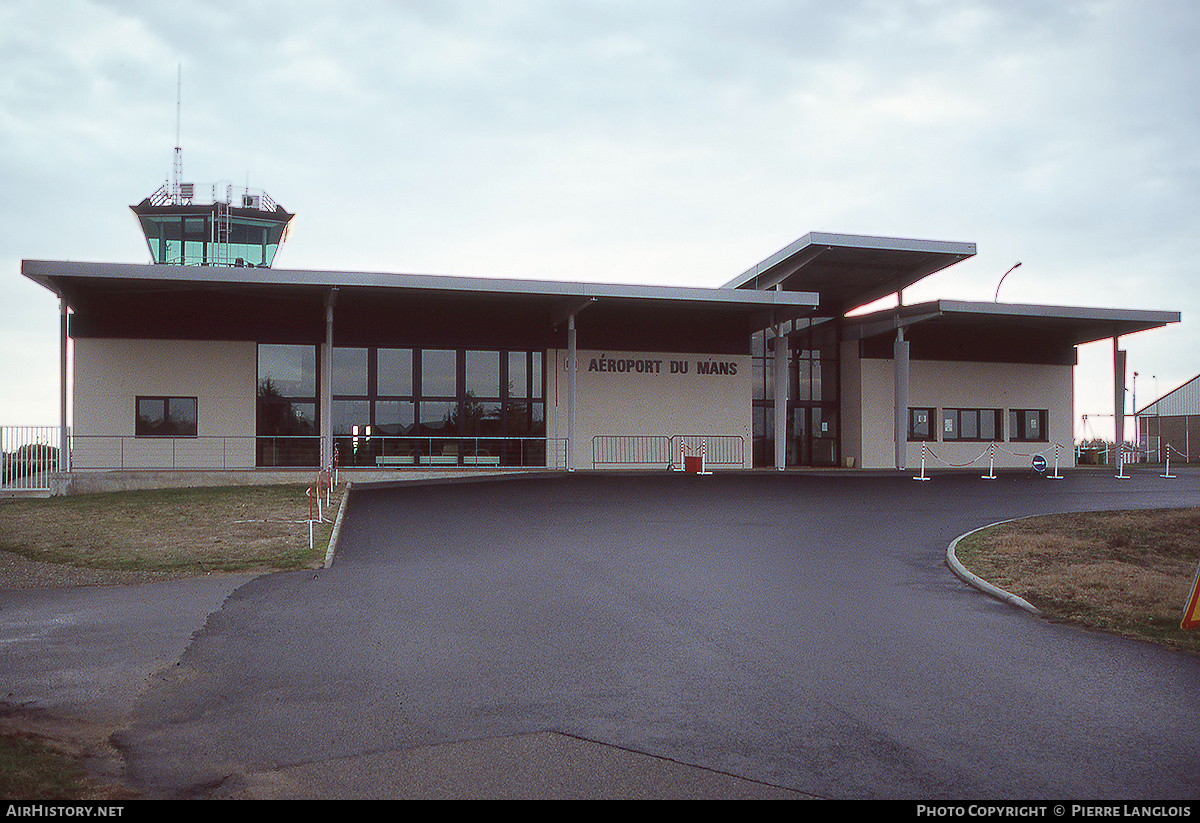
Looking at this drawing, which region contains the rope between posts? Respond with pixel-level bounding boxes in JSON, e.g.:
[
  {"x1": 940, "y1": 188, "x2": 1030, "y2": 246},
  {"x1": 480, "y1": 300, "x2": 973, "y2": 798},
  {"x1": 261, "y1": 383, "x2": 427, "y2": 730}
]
[{"x1": 923, "y1": 446, "x2": 990, "y2": 468}]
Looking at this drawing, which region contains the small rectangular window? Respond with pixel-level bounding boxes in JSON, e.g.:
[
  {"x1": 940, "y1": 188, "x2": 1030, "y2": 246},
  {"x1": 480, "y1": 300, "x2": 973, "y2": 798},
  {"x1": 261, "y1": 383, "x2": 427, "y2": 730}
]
[
  {"x1": 1010, "y1": 409, "x2": 1048, "y2": 442},
  {"x1": 136, "y1": 396, "x2": 197, "y2": 437},
  {"x1": 908, "y1": 408, "x2": 935, "y2": 442},
  {"x1": 942, "y1": 409, "x2": 1002, "y2": 442}
]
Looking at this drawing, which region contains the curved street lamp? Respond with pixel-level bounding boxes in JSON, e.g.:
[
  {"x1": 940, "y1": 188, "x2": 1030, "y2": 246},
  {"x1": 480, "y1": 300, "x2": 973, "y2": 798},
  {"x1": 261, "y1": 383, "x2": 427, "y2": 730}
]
[{"x1": 994, "y1": 262, "x2": 1022, "y2": 302}]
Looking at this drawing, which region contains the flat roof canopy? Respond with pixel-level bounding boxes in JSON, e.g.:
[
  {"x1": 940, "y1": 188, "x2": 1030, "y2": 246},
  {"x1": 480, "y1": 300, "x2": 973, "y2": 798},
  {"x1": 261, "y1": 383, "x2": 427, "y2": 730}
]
[
  {"x1": 23, "y1": 260, "x2": 821, "y2": 354},
  {"x1": 844, "y1": 299, "x2": 1180, "y2": 366},
  {"x1": 846, "y1": 300, "x2": 1180, "y2": 345},
  {"x1": 724, "y1": 232, "x2": 977, "y2": 314}
]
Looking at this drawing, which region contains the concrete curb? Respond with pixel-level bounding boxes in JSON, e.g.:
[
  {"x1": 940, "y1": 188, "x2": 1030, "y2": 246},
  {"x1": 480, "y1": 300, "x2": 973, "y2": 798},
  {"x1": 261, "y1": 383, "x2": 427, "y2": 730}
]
[
  {"x1": 324, "y1": 482, "x2": 352, "y2": 569},
  {"x1": 945, "y1": 519, "x2": 1042, "y2": 616}
]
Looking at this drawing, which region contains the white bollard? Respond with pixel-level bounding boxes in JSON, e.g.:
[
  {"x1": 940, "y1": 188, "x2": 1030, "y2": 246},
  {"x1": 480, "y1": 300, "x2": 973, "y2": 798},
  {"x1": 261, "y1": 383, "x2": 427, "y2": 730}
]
[
  {"x1": 1048, "y1": 443, "x2": 1064, "y2": 480},
  {"x1": 913, "y1": 443, "x2": 931, "y2": 481},
  {"x1": 981, "y1": 443, "x2": 998, "y2": 480},
  {"x1": 1162, "y1": 450, "x2": 1176, "y2": 479}
]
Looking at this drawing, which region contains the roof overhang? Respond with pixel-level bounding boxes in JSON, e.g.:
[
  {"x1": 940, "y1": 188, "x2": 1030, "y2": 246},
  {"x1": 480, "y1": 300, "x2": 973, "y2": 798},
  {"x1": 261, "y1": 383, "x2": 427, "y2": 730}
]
[
  {"x1": 723, "y1": 232, "x2": 977, "y2": 315},
  {"x1": 845, "y1": 299, "x2": 1180, "y2": 346},
  {"x1": 22, "y1": 259, "x2": 821, "y2": 338}
]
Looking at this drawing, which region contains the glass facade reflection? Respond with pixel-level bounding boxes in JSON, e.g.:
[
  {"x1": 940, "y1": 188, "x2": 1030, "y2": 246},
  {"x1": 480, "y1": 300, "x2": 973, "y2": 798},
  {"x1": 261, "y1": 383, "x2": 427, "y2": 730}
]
[
  {"x1": 752, "y1": 319, "x2": 840, "y2": 467},
  {"x1": 257, "y1": 344, "x2": 319, "y2": 466},
  {"x1": 257, "y1": 344, "x2": 546, "y2": 467},
  {"x1": 134, "y1": 209, "x2": 291, "y2": 267}
]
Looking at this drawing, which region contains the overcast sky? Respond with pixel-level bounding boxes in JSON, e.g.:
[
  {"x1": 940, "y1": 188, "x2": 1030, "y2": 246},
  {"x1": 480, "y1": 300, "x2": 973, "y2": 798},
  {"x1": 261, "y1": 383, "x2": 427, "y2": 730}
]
[{"x1": 3, "y1": 0, "x2": 1197, "y2": 443}]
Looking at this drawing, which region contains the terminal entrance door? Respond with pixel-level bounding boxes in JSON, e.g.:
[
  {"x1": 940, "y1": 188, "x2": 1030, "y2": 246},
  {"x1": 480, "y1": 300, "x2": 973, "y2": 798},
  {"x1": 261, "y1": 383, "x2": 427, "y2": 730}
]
[
  {"x1": 792, "y1": 405, "x2": 838, "y2": 467},
  {"x1": 752, "y1": 320, "x2": 840, "y2": 468}
]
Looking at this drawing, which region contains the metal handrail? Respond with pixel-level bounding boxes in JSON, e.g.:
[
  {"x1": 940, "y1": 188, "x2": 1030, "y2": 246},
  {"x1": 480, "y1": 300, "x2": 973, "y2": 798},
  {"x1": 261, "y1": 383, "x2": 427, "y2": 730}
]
[{"x1": 63, "y1": 434, "x2": 566, "y2": 471}]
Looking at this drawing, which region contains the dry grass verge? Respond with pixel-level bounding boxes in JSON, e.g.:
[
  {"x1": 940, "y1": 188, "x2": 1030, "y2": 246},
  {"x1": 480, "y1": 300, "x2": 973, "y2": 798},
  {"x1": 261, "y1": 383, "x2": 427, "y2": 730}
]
[
  {"x1": 0, "y1": 483, "x2": 343, "y2": 583},
  {"x1": 954, "y1": 508, "x2": 1200, "y2": 655}
]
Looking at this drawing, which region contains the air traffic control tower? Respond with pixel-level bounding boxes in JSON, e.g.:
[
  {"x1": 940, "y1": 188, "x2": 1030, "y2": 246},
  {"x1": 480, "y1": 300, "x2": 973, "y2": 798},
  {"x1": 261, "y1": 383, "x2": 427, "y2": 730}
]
[{"x1": 130, "y1": 177, "x2": 293, "y2": 268}]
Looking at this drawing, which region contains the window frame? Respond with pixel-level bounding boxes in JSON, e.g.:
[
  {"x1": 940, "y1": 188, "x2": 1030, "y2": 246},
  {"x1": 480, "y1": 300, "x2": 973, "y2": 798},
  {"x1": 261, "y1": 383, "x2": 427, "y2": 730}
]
[
  {"x1": 1009, "y1": 409, "x2": 1049, "y2": 442},
  {"x1": 941, "y1": 408, "x2": 1002, "y2": 442},
  {"x1": 907, "y1": 407, "x2": 936, "y2": 442},
  {"x1": 135, "y1": 396, "x2": 198, "y2": 438}
]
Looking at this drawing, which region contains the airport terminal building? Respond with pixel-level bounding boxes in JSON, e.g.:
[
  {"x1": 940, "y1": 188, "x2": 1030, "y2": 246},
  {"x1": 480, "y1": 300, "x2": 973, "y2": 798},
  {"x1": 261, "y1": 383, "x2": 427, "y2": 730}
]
[{"x1": 20, "y1": 186, "x2": 1179, "y2": 475}]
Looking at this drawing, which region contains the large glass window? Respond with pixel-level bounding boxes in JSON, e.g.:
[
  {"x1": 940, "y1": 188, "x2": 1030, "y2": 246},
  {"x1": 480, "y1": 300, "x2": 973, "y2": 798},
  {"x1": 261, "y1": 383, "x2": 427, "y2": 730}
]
[
  {"x1": 465, "y1": 350, "x2": 501, "y2": 398},
  {"x1": 257, "y1": 344, "x2": 318, "y2": 466},
  {"x1": 374, "y1": 400, "x2": 414, "y2": 436},
  {"x1": 377, "y1": 348, "x2": 413, "y2": 396},
  {"x1": 258, "y1": 344, "x2": 316, "y2": 398},
  {"x1": 261, "y1": 344, "x2": 547, "y2": 467},
  {"x1": 331, "y1": 347, "x2": 368, "y2": 395},
  {"x1": 421, "y1": 349, "x2": 457, "y2": 397}
]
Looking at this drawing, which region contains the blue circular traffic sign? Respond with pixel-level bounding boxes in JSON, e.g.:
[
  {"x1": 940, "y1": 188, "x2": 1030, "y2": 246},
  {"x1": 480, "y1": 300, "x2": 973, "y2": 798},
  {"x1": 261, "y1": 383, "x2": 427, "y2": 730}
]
[{"x1": 1032, "y1": 454, "x2": 1047, "y2": 473}]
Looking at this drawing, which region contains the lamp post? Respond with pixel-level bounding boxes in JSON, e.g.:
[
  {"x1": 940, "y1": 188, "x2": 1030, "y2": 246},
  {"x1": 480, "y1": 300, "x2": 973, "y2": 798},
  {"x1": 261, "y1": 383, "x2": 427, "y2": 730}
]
[{"x1": 994, "y1": 262, "x2": 1022, "y2": 302}]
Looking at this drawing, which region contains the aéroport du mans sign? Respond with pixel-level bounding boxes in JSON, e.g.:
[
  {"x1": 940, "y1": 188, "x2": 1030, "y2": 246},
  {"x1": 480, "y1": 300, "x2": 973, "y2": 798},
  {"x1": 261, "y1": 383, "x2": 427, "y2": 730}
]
[{"x1": 583, "y1": 355, "x2": 739, "y2": 376}]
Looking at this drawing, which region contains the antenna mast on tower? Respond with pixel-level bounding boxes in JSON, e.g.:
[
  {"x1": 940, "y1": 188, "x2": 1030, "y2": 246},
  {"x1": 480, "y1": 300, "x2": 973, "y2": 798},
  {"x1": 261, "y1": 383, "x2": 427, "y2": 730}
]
[{"x1": 172, "y1": 66, "x2": 184, "y2": 204}]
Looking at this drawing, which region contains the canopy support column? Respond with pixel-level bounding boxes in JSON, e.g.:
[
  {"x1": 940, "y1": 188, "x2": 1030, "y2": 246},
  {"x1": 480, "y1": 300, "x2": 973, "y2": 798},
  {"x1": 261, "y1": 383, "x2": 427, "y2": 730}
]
[
  {"x1": 60, "y1": 295, "x2": 70, "y2": 472},
  {"x1": 321, "y1": 288, "x2": 337, "y2": 470},
  {"x1": 1114, "y1": 335, "x2": 1126, "y2": 475},
  {"x1": 894, "y1": 325, "x2": 910, "y2": 470},
  {"x1": 568, "y1": 313, "x2": 577, "y2": 472},
  {"x1": 773, "y1": 326, "x2": 788, "y2": 470}
]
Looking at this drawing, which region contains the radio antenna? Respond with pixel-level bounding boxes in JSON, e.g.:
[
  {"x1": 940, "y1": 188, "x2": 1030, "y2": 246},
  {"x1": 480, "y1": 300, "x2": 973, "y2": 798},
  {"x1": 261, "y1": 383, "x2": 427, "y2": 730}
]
[{"x1": 172, "y1": 65, "x2": 183, "y2": 204}]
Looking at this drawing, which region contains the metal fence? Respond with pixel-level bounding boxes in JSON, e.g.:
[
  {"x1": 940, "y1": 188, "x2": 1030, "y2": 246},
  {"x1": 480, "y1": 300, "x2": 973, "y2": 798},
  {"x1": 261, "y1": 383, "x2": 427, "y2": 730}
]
[
  {"x1": 1, "y1": 426, "x2": 65, "y2": 492},
  {"x1": 64, "y1": 434, "x2": 567, "y2": 471},
  {"x1": 333, "y1": 435, "x2": 567, "y2": 470},
  {"x1": 592, "y1": 435, "x2": 746, "y2": 469}
]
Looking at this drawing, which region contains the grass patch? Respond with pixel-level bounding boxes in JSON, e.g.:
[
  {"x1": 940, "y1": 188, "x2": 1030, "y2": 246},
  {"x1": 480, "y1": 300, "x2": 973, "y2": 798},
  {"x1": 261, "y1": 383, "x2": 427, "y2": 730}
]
[
  {"x1": 0, "y1": 483, "x2": 344, "y2": 577},
  {"x1": 0, "y1": 733, "x2": 91, "y2": 800},
  {"x1": 955, "y1": 509, "x2": 1200, "y2": 654},
  {"x1": 0, "y1": 729, "x2": 140, "y2": 801}
]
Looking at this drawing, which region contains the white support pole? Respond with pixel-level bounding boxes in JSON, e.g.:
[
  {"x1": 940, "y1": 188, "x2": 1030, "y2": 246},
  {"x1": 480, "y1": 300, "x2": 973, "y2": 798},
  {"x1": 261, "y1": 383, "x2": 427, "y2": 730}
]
[
  {"x1": 321, "y1": 289, "x2": 337, "y2": 471},
  {"x1": 567, "y1": 313, "x2": 577, "y2": 472},
  {"x1": 1114, "y1": 337, "x2": 1128, "y2": 479},
  {"x1": 773, "y1": 326, "x2": 788, "y2": 471},
  {"x1": 59, "y1": 296, "x2": 70, "y2": 472},
  {"x1": 894, "y1": 326, "x2": 910, "y2": 471}
]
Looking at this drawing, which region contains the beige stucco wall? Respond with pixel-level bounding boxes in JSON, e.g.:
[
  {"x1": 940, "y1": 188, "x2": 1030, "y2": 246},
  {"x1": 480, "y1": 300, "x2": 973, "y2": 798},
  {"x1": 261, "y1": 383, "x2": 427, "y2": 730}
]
[
  {"x1": 846, "y1": 353, "x2": 1075, "y2": 470},
  {"x1": 72, "y1": 338, "x2": 257, "y2": 469},
  {"x1": 546, "y1": 348, "x2": 752, "y2": 469}
]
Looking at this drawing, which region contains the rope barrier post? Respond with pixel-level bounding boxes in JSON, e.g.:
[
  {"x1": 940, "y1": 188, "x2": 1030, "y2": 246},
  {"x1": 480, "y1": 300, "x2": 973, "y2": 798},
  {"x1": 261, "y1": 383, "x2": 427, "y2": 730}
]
[
  {"x1": 1115, "y1": 444, "x2": 1129, "y2": 480},
  {"x1": 981, "y1": 443, "x2": 998, "y2": 480},
  {"x1": 674, "y1": 439, "x2": 684, "y2": 471},
  {"x1": 699, "y1": 441, "x2": 712, "y2": 475},
  {"x1": 317, "y1": 472, "x2": 324, "y2": 521},
  {"x1": 913, "y1": 442, "x2": 930, "y2": 481},
  {"x1": 1162, "y1": 444, "x2": 1177, "y2": 479},
  {"x1": 307, "y1": 486, "x2": 315, "y2": 551},
  {"x1": 1048, "y1": 443, "x2": 1064, "y2": 480}
]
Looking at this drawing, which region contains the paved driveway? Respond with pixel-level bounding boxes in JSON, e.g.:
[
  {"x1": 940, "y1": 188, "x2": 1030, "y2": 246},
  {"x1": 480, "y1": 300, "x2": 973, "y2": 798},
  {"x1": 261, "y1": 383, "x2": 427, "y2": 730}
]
[{"x1": 6, "y1": 470, "x2": 1200, "y2": 798}]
